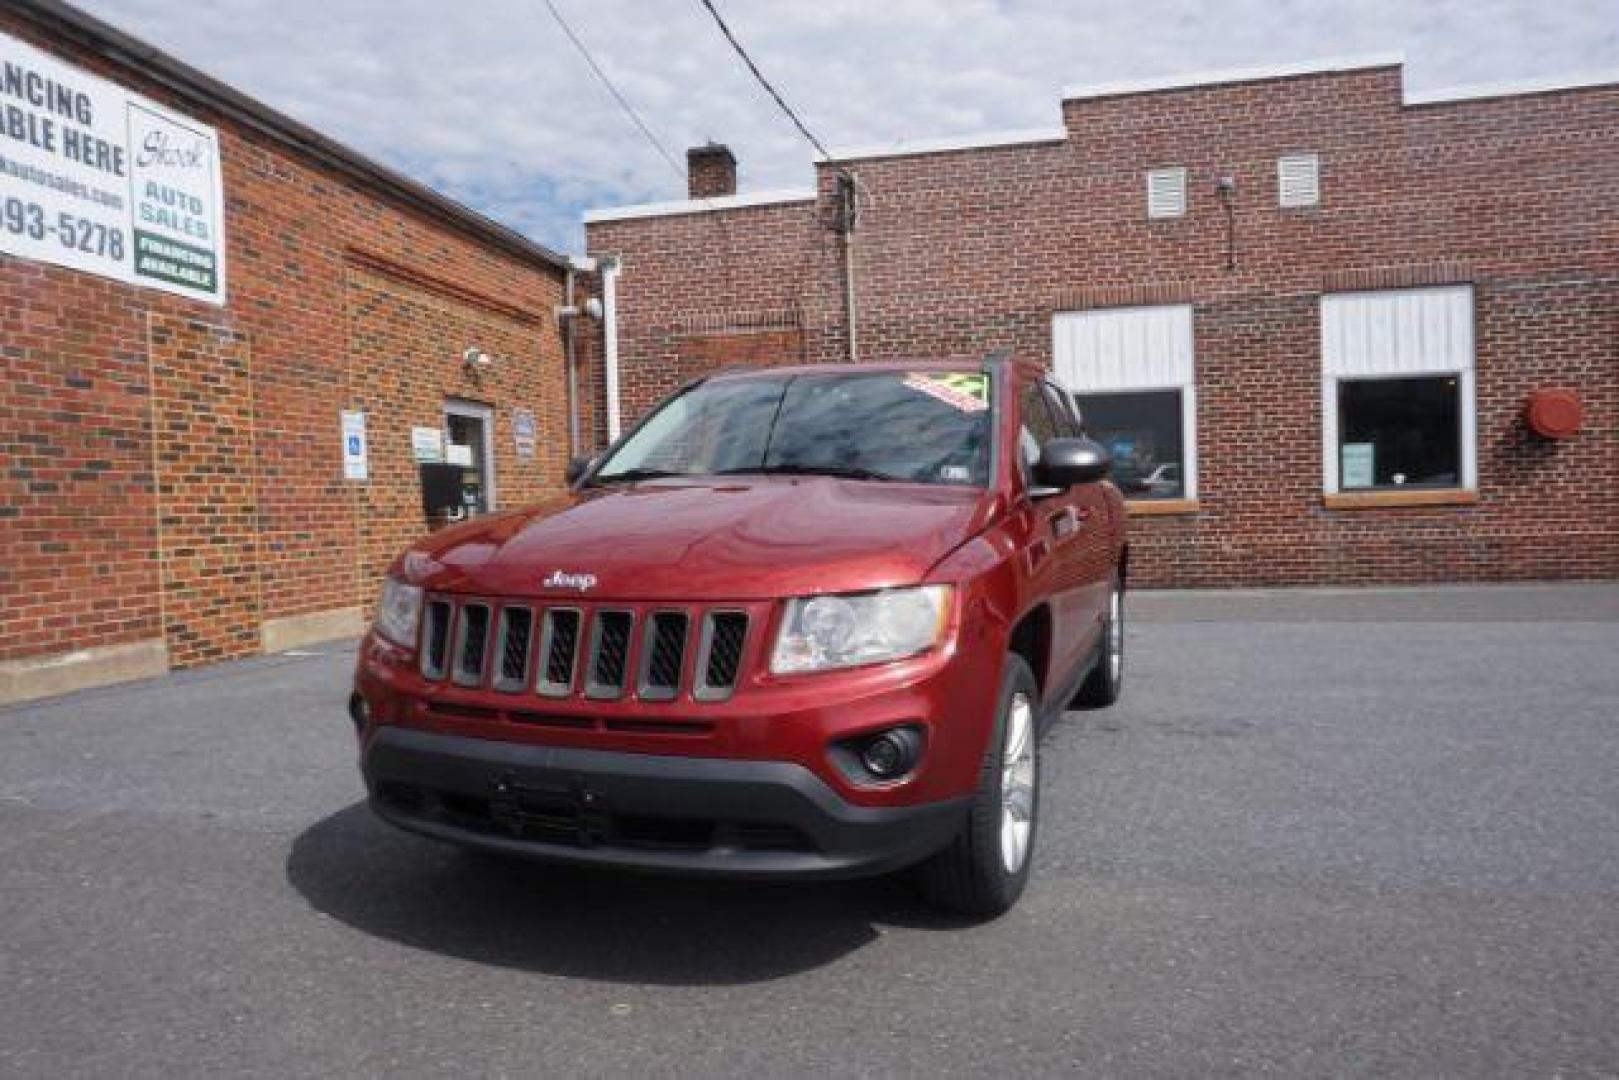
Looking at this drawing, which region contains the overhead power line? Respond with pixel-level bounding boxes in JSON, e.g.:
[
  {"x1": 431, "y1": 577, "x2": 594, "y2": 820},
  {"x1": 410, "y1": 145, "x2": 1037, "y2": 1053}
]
[
  {"x1": 541, "y1": 0, "x2": 687, "y2": 182},
  {"x1": 695, "y1": 0, "x2": 836, "y2": 164}
]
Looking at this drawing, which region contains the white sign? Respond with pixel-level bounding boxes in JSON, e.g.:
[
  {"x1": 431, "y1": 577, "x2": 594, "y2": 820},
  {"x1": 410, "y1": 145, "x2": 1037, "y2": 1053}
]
[
  {"x1": 446, "y1": 443, "x2": 474, "y2": 467},
  {"x1": 1342, "y1": 442, "x2": 1375, "y2": 489},
  {"x1": 1, "y1": 31, "x2": 227, "y2": 304},
  {"x1": 411, "y1": 425, "x2": 444, "y2": 464},
  {"x1": 341, "y1": 411, "x2": 368, "y2": 480},
  {"x1": 512, "y1": 408, "x2": 536, "y2": 459}
]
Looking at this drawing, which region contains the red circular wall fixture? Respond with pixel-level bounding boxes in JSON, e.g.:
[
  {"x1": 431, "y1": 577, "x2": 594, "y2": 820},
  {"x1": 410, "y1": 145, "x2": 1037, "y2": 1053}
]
[{"x1": 1524, "y1": 389, "x2": 1583, "y2": 440}]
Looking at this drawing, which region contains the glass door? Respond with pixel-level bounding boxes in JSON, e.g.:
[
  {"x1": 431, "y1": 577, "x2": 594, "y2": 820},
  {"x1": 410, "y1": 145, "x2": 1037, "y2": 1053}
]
[{"x1": 443, "y1": 399, "x2": 495, "y2": 516}]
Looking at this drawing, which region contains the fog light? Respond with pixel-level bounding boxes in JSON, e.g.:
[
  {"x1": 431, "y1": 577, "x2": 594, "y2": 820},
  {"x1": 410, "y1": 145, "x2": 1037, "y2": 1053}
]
[{"x1": 859, "y1": 727, "x2": 922, "y2": 780}]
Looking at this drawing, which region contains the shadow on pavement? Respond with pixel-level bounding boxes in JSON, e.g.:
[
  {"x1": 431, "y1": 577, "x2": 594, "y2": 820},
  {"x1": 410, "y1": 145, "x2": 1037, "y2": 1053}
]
[{"x1": 287, "y1": 802, "x2": 964, "y2": 985}]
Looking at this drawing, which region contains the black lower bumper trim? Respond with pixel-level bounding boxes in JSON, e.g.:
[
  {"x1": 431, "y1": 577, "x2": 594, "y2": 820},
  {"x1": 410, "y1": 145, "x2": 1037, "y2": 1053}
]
[{"x1": 361, "y1": 726, "x2": 968, "y2": 880}]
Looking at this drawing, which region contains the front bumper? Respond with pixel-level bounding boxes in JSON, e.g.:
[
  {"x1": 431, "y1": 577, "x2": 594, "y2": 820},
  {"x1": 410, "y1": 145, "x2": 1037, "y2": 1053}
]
[{"x1": 362, "y1": 726, "x2": 969, "y2": 880}]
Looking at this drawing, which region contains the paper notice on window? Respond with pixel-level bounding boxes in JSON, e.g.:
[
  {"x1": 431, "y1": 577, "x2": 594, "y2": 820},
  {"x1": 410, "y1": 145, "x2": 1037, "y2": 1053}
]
[
  {"x1": 1342, "y1": 442, "x2": 1374, "y2": 488},
  {"x1": 903, "y1": 373, "x2": 989, "y2": 413},
  {"x1": 446, "y1": 443, "x2": 474, "y2": 467},
  {"x1": 411, "y1": 426, "x2": 444, "y2": 463}
]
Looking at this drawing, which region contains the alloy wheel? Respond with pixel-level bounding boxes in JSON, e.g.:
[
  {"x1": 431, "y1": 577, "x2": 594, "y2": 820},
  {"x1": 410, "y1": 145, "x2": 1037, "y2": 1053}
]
[{"x1": 1000, "y1": 692, "x2": 1036, "y2": 873}]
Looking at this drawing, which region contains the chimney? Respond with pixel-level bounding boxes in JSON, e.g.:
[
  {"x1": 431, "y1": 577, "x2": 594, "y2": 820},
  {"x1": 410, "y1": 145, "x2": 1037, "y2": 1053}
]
[{"x1": 687, "y1": 142, "x2": 737, "y2": 199}]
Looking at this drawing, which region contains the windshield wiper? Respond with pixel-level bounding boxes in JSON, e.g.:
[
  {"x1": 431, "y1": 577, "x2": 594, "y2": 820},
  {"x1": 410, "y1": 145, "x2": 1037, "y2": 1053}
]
[
  {"x1": 588, "y1": 467, "x2": 687, "y2": 486},
  {"x1": 715, "y1": 463, "x2": 905, "y2": 482}
]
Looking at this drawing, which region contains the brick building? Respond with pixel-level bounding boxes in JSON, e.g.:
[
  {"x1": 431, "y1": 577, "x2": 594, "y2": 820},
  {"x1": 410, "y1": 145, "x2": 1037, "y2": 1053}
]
[
  {"x1": 2, "y1": 0, "x2": 588, "y2": 703},
  {"x1": 582, "y1": 55, "x2": 1618, "y2": 590}
]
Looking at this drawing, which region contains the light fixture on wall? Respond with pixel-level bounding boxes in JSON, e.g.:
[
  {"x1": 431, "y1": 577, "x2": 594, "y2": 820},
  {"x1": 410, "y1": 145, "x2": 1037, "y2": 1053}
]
[
  {"x1": 555, "y1": 298, "x2": 604, "y2": 321},
  {"x1": 463, "y1": 347, "x2": 492, "y2": 373}
]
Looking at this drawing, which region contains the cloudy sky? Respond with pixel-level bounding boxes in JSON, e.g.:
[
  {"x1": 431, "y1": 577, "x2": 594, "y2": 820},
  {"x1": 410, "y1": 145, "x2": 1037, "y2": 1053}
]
[{"x1": 78, "y1": 0, "x2": 1617, "y2": 253}]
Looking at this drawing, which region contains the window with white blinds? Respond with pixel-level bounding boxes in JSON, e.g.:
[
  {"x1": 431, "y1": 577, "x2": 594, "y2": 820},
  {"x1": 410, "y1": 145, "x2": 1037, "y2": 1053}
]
[
  {"x1": 1146, "y1": 168, "x2": 1187, "y2": 219},
  {"x1": 1277, "y1": 154, "x2": 1320, "y2": 208},
  {"x1": 1320, "y1": 286, "x2": 1477, "y2": 494},
  {"x1": 1054, "y1": 305, "x2": 1197, "y2": 501}
]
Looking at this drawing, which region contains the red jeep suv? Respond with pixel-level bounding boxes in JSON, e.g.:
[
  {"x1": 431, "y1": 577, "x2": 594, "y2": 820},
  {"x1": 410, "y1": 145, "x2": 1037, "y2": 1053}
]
[{"x1": 350, "y1": 356, "x2": 1127, "y2": 916}]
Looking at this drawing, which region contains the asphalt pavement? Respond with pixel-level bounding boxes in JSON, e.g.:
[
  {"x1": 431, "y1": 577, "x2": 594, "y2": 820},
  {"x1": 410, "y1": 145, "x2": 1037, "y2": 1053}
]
[{"x1": 2, "y1": 584, "x2": 1617, "y2": 1077}]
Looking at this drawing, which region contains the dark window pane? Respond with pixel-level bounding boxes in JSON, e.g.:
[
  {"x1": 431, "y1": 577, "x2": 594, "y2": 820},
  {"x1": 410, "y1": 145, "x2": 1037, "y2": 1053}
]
[
  {"x1": 1041, "y1": 383, "x2": 1081, "y2": 438},
  {"x1": 1338, "y1": 376, "x2": 1460, "y2": 490},
  {"x1": 595, "y1": 371, "x2": 992, "y2": 486},
  {"x1": 1019, "y1": 383, "x2": 1059, "y2": 474},
  {"x1": 765, "y1": 373, "x2": 991, "y2": 485},
  {"x1": 1077, "y1": 390, "x2": 1184, "y2": 499}
]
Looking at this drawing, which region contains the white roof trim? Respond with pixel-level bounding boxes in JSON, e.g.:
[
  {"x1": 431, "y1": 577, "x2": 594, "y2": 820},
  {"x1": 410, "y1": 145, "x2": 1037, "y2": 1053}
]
[
  {"x1": 823, "y1": 127, "x2": 1068, "y2": 163},
  {"x1": 584, "y1": 188, "x2": 816, "y2": 224},
  {"x1": 1062, "y1": 52, "x2": 1405, "y2": 101},
  {"x1": 1405, "y1": 69, "x2": 1619, "y2": 105}
]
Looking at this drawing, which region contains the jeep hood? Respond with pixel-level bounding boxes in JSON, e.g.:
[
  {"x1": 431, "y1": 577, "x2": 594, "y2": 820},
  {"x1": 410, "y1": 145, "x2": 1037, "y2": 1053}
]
[{"x1": 395, "y1": 476, "x2": 999, "y2": 601}]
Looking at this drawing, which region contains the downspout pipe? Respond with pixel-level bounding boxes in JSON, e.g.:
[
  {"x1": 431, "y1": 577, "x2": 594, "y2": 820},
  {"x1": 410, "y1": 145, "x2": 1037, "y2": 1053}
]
[
  {"x1": 562, "y1": 265, "x2": 579, "y2": 457},
  {"x1": 841, "y1": 228, "x2": 858, "y2": 363},
  {"x1": 836, "y1": 171, "x2": 859, "y2": 363},
  {"x1": 601, "y1": 255, "x2": 623, "y2": 442},
  {"x1": 561, "y1": 255, "x2": 598, "y2": 457}
]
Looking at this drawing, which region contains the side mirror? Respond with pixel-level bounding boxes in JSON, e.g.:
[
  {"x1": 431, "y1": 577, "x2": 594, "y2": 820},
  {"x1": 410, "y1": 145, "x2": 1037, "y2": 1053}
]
[
  {"x1": 1033, "y1": 437, "x2": 1112, "y2": 490},
  {"x1": 565, "y1": 454, "x2": 596, "y2": 486}
]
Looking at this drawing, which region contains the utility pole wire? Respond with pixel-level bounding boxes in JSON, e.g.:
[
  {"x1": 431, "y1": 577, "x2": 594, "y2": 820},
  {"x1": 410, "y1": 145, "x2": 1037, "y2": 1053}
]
[
  {"x1": 695, "y1": 0, "x2": 836, "y2": 164},
  {"x1": 541, "y1": 0, "x2": 687, "y2": 182}
]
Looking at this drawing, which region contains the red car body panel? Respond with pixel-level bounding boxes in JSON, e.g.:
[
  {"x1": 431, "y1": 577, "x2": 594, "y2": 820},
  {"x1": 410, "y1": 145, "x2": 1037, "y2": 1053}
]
[{"x1": 352, "y1": 357, "x2": 1126, "y2": 875}]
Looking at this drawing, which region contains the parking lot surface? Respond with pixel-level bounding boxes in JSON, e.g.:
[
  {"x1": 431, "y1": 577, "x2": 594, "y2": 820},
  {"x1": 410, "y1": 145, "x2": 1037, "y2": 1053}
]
[{"x1": 3, "y1": 584, "x2": 1618, "y2": 1077}]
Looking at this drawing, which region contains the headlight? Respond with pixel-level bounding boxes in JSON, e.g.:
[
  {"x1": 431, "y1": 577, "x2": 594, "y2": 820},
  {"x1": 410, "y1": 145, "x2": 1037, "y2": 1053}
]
[
  {"x1": 771, "y1": 585, "x2": 951, "y2": 674},
  {"x1": 374, "y1": 576, "x2": 424, "y2": 648}
]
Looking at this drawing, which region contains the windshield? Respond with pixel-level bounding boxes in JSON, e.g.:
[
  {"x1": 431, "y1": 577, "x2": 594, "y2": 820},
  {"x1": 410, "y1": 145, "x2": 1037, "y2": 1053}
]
[{"x1": 592, "y1": 370, "x2": 994, "y2": 487}]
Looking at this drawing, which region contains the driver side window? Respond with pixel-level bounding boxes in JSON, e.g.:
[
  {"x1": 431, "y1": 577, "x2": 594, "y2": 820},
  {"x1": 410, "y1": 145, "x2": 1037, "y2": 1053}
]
[{"x1": 1019, "y1": 383, "x2": 1059, "y2": 480}]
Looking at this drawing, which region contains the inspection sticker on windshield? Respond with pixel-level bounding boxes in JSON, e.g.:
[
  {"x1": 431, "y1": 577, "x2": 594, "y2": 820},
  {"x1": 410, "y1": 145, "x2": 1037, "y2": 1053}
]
[{"x1": 903, "y1": 373, "x2": 989, "y2": 413}]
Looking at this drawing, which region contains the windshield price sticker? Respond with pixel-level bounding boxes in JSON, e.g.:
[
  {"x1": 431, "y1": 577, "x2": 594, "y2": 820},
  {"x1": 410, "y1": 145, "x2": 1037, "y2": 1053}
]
[{"x1": 903, "y1": 373, "x2": 989, "y2": 413}]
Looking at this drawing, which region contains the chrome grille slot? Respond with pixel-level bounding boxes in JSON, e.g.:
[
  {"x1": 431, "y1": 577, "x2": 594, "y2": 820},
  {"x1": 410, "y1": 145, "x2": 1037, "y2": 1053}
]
[
  {"x1": 492, "y1": 607, "x2": 533, "y2": 692},
  {"x1": 420, "y1": 600, "x2": 452, "y2": 680},
  {"x1": 638, "y1": 611, "x2": 689, "y2": 702},
  {"x1": 695, "y1": 611, "x2": 748, "y2": 701},
  {"x1": 586, "y1": 610, "x2": 634, "y2": 699},
  {"x1": 537, "y1": 608, "x2": 581, "y2": 697},
  {"x1": 452, "y1": 603, "x2": 491, "y2": 686}
]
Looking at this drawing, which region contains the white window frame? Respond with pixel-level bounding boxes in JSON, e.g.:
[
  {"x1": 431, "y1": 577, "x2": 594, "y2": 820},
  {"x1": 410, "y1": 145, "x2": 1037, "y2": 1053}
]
[
  {"x1": 444, "y1": 398, "x2": 497, "y2": 512},
  {"x1": 1320, "y1": 286, "x2": 1476, "y2": 495},
  {"x1": 1053, "y1": 304, "x2": 1198, "y2": 500},
  {"x1": 1277, "y1": 153, "x2": 1320, "y2": 208},
  {"x1": 1146, "y1": 167, "x2": 1187, "y2": 219}
]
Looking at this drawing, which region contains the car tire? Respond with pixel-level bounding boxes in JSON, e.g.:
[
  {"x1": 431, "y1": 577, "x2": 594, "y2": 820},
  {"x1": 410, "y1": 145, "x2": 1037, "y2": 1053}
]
[
  {"x1": 1072, "y1": 568, "x2": 1124, "y2": 709},
  {"x1": 916, "y1": 654, "x2": 1040, "y2": 918}
]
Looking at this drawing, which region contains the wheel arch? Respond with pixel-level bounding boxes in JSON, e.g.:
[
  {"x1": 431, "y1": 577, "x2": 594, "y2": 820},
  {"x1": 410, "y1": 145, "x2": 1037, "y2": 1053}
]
[{"x1": 1006, "y1": 602, "x2": 1052, "y2": 699}]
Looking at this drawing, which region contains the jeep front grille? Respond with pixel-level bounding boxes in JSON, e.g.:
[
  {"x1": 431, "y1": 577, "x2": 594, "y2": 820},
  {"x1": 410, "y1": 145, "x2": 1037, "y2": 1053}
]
[
  {"x1": 419, "y1": 597, "x2": 750, "y2": 703},
  {"x1": 452, "y1": 603, "x2": 491, "y2": 686},
  {"x1": 493, "y1": 607, "x2": 533, "y2": 692},
  {"x1": 639, "y1": 612, "x2": 689, "y2": 701},
  {"x1": 697, "y1": 611, "x2": 749, "y2": 700},
  {"x1": 420, "y1": 600, "x2": 452, "y2": 680},
  {"x1": 586, "y1": 611, "x2": 634, "y2": 699},
  {"x1": 538, "y1": 608, "x2": 581, "y2": 697}
]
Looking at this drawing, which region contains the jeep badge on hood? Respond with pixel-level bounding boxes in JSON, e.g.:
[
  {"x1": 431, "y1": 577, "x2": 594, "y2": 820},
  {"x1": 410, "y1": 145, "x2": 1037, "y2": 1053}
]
[{"x1": 543, "y1": 570, "x2": 597, "y2": 591}]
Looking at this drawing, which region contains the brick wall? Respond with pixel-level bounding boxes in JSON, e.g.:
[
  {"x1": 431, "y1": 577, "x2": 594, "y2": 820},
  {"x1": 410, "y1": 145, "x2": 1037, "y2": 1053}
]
[
  {"x1": 585, "y1": 63, "x2": 1618, "y2": 587},
  {"x1": 1, "y1": 10, "x2": 571, "y2": 676}
]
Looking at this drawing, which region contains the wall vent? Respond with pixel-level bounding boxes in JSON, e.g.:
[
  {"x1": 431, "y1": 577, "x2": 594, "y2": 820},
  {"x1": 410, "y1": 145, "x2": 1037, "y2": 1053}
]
[
  {"x1": 1146, "y1": 168, "x2": 1187, "y2": 219},
  {"x1": 1278, "y1": 154, "x2": 1320, "y2": 208}
]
